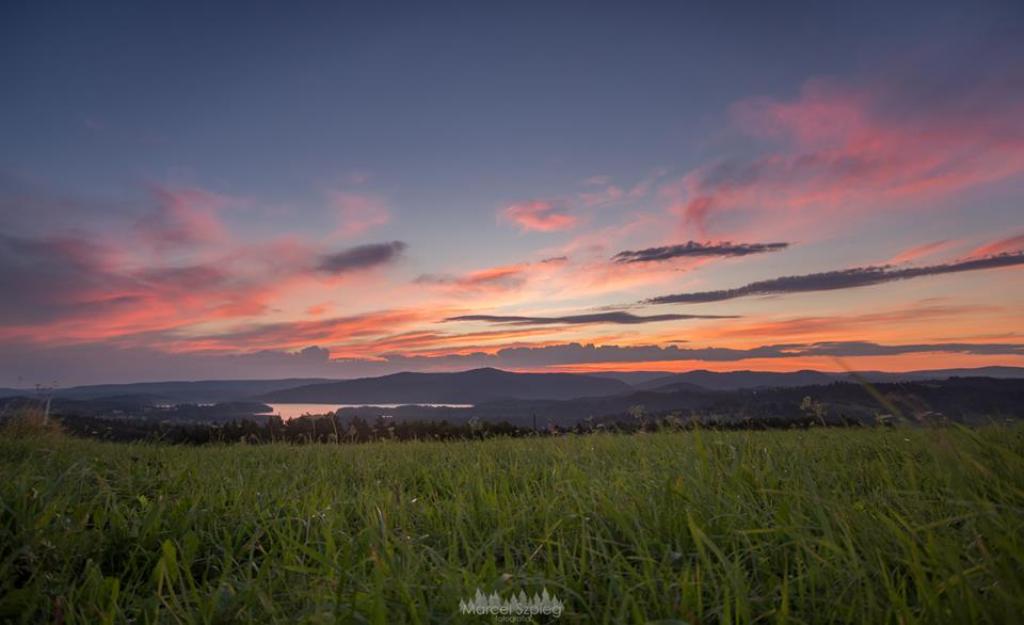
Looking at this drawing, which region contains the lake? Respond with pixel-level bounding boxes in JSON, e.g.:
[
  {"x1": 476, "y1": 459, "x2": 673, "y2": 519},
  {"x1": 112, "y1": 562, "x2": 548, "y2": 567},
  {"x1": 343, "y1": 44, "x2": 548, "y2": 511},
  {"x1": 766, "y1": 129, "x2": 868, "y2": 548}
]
[{"x1": 265, "y1": 403, "x2": 473, "y2": 420}]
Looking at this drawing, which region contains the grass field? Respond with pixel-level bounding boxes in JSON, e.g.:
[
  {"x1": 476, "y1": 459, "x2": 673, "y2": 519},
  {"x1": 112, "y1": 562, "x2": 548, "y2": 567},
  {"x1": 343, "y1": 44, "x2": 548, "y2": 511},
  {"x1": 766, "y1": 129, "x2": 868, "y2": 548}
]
[{"x1": 1, "y1": 427, "x2": 1023, "y2": 624}]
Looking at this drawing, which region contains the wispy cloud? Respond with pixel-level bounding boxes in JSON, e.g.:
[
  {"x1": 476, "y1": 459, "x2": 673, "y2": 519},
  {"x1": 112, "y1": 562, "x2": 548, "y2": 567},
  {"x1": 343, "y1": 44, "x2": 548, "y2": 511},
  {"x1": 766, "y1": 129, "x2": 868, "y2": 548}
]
[
  {"x1": 578, "y1": 184, "x2": 625, "y2": 207},
  {"x1": 500, "y1": 200, "x2": 578, "y2": 232},
  {"x1": 177, "y1": 309, "x2": 428, "y2": 352},
  {"x1": 135, "y1": 185, "x2": 236, "y2": 251},
  {"x1": 965, "y1": 232, "x2": 1024, "y2": 259},
  {"x1": 416, "y1": 263, "x2": 530, "y2": 292},
  {"x1": 885, "y1": 240, "x2": 956, "y2": 265},
  {"x1": 613, "y1": 240, "x2": 789, "y2": 263},
  {"x1": 330, "y1": 191, "x2": 391, "y2": 237},
  {"x1": 647, "y1": 252, "x2": 1024, "y2": 305},
  {"x1": 701, "y1": 303, "x2": 990, "y2": 340},
  {"x1": 445, "y1": 311, "x2": 737, "y2": 326}
]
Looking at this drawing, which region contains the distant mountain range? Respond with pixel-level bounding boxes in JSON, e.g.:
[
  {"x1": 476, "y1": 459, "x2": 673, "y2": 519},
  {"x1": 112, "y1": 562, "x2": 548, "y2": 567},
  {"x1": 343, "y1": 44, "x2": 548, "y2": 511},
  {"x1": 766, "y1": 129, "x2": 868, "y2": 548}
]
[
  {"x1": 1, "y1": 366, "x2": 1021, "y2": 405},
  {"x1": 0, "y1": 379, "x2": 333, "y2": 403},
  {"x1": 256, "y1": 368, "x2": 633, "y2": 404}
]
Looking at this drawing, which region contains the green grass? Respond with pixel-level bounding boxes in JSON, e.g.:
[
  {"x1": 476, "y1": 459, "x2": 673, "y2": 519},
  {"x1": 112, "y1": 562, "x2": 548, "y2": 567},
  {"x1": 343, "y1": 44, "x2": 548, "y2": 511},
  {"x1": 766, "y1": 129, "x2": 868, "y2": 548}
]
[{"x1": 1, "y1": 427, "x2": 1023, "y2": 624}]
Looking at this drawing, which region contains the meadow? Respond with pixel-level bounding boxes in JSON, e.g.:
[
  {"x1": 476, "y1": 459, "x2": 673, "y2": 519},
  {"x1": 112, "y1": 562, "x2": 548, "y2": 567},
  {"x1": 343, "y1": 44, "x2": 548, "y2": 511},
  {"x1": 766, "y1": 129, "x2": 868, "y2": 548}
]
[{"x1": 1, "y1": 426, "x2": 1022, "y2": 624}]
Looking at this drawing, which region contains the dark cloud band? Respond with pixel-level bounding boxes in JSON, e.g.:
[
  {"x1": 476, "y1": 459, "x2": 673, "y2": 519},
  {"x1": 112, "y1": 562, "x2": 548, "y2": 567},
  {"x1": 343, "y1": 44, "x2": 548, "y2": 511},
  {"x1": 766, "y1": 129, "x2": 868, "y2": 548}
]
[
  {"x1": 613, "y1": 240, "x2": 789, "y2": 263},
  {"x1": 647, "y1": 252, "x2": 1024, "y2": 304},
  {"x1": 445, "y1": 312, "x2": 737, "y2": 326},
  {"x1": 384, "y1": 340, "x2": 1024, "y2": 369},
  {"x1": 317, "y1": 241, "x2": 406, "y2": 274}
]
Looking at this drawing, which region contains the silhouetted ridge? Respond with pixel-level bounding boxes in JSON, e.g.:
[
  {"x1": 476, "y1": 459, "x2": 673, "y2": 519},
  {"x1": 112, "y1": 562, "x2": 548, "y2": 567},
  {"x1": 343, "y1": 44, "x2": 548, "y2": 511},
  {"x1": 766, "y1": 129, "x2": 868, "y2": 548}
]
[{"x1": 258, "y1": 369, "x2": 632, "y2": 403}]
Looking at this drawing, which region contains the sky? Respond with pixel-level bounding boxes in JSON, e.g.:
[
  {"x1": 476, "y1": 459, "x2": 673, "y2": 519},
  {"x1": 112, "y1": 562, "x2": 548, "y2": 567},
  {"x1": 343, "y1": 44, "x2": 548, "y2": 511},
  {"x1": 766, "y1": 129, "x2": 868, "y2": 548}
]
[{"x1": 2, "y1": 0, "x2": 1023, "y2": 386}]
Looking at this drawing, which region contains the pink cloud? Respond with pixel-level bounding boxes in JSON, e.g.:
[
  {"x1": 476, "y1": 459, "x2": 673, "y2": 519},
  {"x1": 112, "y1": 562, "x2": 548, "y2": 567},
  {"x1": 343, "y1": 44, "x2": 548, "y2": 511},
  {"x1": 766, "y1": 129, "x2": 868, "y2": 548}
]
[
  {"x1": 331, "y1": 191, "x2": 391, "y2": 237},
  {"x1": 965, "y1": 232, "x2": 1024, "y2": 259},
  {"x1": 499, "y1": 172, "x2": 659, "y2": 235},
  {"x1": 416, "y1": 263, "x2": 533, "y2": 293},
  {"x1": 0, "y1": 219, "x2": 404, "y2": 348},
  {"x1": 1, "y1": 171, "x2": 424, "y2": 349},
  {"x1": 136, "y1": 185, "x2": 235, "y2": 250},
  {"x1": 500, "y1": 200, "x2": 578, "y2": 232},
  {"x1": 668, "y1": 77, "x2": 1024, "y2": 237},
  {"x1": 885, "y1": 239, "x2": 956, "y2": 265}
]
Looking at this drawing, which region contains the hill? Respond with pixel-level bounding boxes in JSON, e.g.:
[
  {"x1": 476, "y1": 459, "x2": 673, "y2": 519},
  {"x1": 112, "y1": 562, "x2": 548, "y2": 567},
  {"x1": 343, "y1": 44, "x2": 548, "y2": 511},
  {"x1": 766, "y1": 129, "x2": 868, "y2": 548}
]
[
  {"x1": 330, "y1": 377, "x2": 1024, "y2": 428},
  {"x1": 587, "y1": 371, "x2": 675, "y2": 385}
]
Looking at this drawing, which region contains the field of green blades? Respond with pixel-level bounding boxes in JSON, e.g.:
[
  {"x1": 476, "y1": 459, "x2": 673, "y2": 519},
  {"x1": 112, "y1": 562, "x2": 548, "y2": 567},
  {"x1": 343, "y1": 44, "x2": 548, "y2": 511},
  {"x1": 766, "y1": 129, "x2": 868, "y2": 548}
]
[{"x1": 1, "y1": 427, "x2": 1023, "y2": 624}]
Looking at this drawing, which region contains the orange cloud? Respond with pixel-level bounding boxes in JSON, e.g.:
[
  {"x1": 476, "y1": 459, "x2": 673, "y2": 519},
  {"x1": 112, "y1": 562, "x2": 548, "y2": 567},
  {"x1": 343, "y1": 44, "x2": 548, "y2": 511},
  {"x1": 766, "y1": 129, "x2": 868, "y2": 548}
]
[
  {"x1": 416, "y1": 262, "x2": 531, "y2": 293},
  {"x1": 343, "y1": 326, "x2": 565, "y2": 358},
  {"x1": 168, "y1": 309, "x2": 431, "y2": 354}
]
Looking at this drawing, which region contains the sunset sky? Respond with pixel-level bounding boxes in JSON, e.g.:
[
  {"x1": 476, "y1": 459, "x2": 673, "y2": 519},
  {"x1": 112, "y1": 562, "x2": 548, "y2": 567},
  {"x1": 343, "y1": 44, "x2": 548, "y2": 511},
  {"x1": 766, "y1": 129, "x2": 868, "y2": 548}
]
[{"x1": 2, "y1": 0, "x2": 1023, "y2": 386}]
